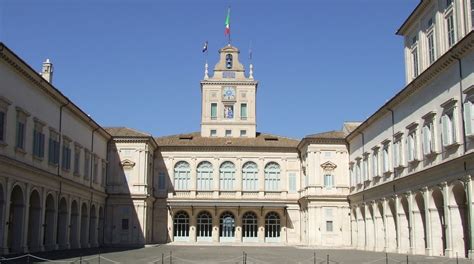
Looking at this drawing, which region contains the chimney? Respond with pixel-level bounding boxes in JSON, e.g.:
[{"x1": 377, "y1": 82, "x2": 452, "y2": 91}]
[{"x1": 41, "y1": 58, "x2": 53, "y2": 83}]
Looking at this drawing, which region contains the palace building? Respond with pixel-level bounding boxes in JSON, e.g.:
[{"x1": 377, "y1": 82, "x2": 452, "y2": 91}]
[{"x1": 0, "y1": 0, "x2": 474, "y2": 259}]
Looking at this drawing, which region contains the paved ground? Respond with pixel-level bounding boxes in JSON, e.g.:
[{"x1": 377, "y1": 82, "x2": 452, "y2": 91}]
[{"x1": 1, "y1": 245, "x2": 473, "y2": 264}]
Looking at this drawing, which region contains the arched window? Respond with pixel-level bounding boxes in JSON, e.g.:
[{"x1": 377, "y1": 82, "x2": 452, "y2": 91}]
[
  {"x1": 197, "y1": 211, "x2": 213, "y2": 241},
  {"x1": 173, "y1": 211, "x2": 189, "y2": 241},
  {"x1": 225, "y1": 54, "x2": 233, "y2": 69},
  {"x1": 265, "y1": 212, "x2": 281, "y2": 242},
  {"x1": 242, "y1": 162, "x2": 258, "y2": 191},
  {"x1": 220, "y1": 162, "x2": 235, "y2": 191},
  {"x1": 242, "y1": 212, "x2": 258, "y2": 242},
  {"x1": 174, "y1": 161, "x2": 190, "y2": 190},
  {"x1": 264, "y1": 162, "x2": 280, "y2": 191},
  {"x1": 220, "y1": 211, "x2": 235, "y2": 241},
  {"x1": 324, "y1": 174, "x2": 334, "y2": 189},
  {"x1": 197, "y1": 161, "x2": 213, "y2": 191}
]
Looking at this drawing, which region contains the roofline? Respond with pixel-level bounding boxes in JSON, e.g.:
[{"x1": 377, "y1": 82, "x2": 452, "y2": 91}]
[
  {"x1": 346, "y1": 31, "x2": 474, "y2": 142},
  {"x1": 396, "y1": 0, "x2": 428, "y2": 36},
  {"x1": 0, "y1": 42, "x2": 111, "y2": 139},
  {"x1": 297, "y1": 137, "x2": 347, "y2": 150}
]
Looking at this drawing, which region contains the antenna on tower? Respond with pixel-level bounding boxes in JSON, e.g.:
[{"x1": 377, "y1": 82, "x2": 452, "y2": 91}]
[{"x1": 249, "y1": 41, "x2": 254, "y2": 79}]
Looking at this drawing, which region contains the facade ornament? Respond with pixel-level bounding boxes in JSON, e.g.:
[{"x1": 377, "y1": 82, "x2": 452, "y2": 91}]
[
  {"x1": 204, "y1": 63, "x2": 209, "y2": 79},
  {"x1": 321, "y1": 161, "x2": 337, "y2": 171},
  {"x1": 120, "y1": 159, "x2": 136, "y2": 169}
]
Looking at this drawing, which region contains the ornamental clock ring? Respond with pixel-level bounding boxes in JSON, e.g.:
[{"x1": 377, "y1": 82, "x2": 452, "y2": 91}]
[{"x1": 223, "y1": 87, "x2": 236, "y2": 101}]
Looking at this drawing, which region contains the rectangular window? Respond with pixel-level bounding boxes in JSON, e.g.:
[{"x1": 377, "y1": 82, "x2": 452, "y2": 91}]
[
  {"x1": 225, "y1": 129, "x2": 231, "y2": 137},
  {"x1": 16, "y1": 119, "x2": 25, "y2": 150},
  {"x1": 240, "y1": 103, "x2": 247, "y2": 120},
  {"x1": 324, "y1": 174, "x2": 333, "y2": 189},
  {"x1": 240, "y1": 130, "x2": 247, "y2": 137},
  {"x1": 84, "y1": 150, "x2": 90, "y2": 180},
  {"x1": 289, "y1": 173, "x2": 296, "y2": 193},
  {"x1": 446, "y1": 13, "x2": 456, "y2": 47},
  {"x1": 412, "y1": 47, "x2": 419, "y2": 77},
  {"x1": 61, "y1": 140, "x2": 71, "y2": 171},
  {"x1": 158, "y1": 172, "x2": 166, "y2": 190},
  {"x1": 355, "y1": 160, "x2": 361, "y2": 185},
  {"x1": 382, "y1": 142, "x2": 390, "y2": 173},
  {"x1": 407, "y1": 129, "x2": 417, "y2": 162},
  {"x1": 393, "y1": 137, "x2": 403, "y2": 168},
  {"x1": 362, "y1": 156, "x2": 369, "y2": 181},
  {"x1": 210, "y1": 129, "x2": 217, "y2": 137},
  {"x1": 121, "y1": 219, "x2": 129, "y2": 230},
  {"x1": 372, "y1": 149, "x2": 379, "y2": 178},
  {"x1": 211, "y1": 103, "x2": 217, "y2": 120},
  {"x1": 427, "y1": 31, "x2": 436, "y2": 64},
  {"x1": 32, "y1": 122, "x2": 45, "y2": 158},
  {"x1": 349, "y1": 164, "x2": 355, "y2": 187},
  {"x1": 464, "y1": 100, "x2": 474, "y2": 136},
  {"x1": 442, "y1": 108, "x2": 457, "y2": 146},
  {"x1": 48, "y1": 131, "x2": 60, "y2": 165},
  {"x1": 74, "y1": 146, "x2": 81, "y2": 175},
  {"x1": 0, "y1": 111, "x2": 5, "y2": 142},
  {"x1": 326, "y1": 221, "x2": 333, "y2": 232},
  {"x1": 101, "y1": 160, "x2": 106, "y2": 187},
  {"x1": 93, "y1": 155, "x2": 99, "y2": 183}
]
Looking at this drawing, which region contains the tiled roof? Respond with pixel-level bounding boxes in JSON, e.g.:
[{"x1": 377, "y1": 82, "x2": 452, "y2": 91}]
[
  {"x1": 155, "y1": 132, "x2": 299, "y2": 150},
  {"x1": 105, "y1": 127, "x2": 152, "y2": 137},
  {"x1": 305, "y1": 130, "x2": 346, "y2": 140}
]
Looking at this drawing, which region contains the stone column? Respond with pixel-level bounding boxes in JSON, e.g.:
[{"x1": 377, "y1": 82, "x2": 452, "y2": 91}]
[
  {"x1": 382, "y1": 198, "x2": 388, "y2": 252},
  {"x1": 394, "y1": 194, "x2": 401, "y2": 253},
  {"x1": 465, "y1": 175, "x2": 474, "y2": 258},
  {"x1": 235, "y1": 210, "x2": 242, "y2": 243},
  {"x1": 2, "y1": 179, "x2": 11, "y2": 255},
  {"x1": 236, "y1": 158, "x2": 242, "y2": 197},
  {"x1": 281, "y1": 158, "x2": 287, "y2": 199},
  {"x1": 190, "y1": 158, "x2": 197, "y2": 198},
  {"x1": 422, "y1": 187, "x2": 432, "y2": 256},
  {"x1": 258, "y1": 158, "x2": 265, "y2": 198},
  {"x1": 22, "y1": 183, "x2": 31, "y2": 253},
  {"x1": 213, "y1": 157, "x2": 219, "y2": 198},
  {"x1": 407, "y1": 191, "x2": 415, "y2": 254},
  {"x1": 189, "y1": 210, "x2": 197, "y2": 242},
  {"x1": 258, "y1": 210, "x2": 265, "y2": 243},
  {"x1": 38, "y1": 187, "x2": 46, "y2": 251},
  {"x1": 212, "y1": 208, "x2": 219, "y2": 242},
  {"x1": 371, "y1": 201, "x2": 378, "y2": 251},
  {"x1": 441, "y1": 182, "x2": 453, "y2": 257}
]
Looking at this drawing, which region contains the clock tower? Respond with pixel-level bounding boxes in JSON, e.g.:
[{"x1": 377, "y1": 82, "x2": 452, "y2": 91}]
[{"x1": 200, "y1": 44, "x2": 258, "y2": 138}]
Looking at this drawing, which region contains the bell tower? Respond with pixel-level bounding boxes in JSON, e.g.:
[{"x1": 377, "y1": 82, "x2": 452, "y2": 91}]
[{"x1": 200, "y1": 44, "x2": 258, "y2": 138}]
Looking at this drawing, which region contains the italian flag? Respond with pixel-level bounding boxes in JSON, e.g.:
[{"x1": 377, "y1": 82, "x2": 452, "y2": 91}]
[{"x1": 225, "y1": 8, "x2": 230, "y2": 36}]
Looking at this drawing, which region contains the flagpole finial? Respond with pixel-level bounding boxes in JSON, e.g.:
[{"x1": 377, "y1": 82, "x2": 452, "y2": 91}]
[{"x1": 204, "y1": 63, "x2": 209, "y2": 79}]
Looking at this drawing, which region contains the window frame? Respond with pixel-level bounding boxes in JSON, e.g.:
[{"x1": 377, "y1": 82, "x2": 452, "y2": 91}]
[{"x1": 0, "y1": 96, "x2": 11, "y2": 145}]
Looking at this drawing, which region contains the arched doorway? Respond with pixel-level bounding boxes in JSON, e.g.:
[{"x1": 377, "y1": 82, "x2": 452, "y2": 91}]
[
  {"x1": 265, "y1": 212, "x2": 280, "y2": 242},
  {"x1": 450, "y1": 181, "x2": 468, "y2": 257},
  {"x1": 27, "y1": 190, "x2": 41, "y2": 252},
  {"x1": 8, "y1": 185, "x2": 24, "y2": 253},
  {"x1": 98, "y1": 206, "x2": 104, "y2": 246},
  {"x1": 386, "y1": 199, "x2": 397, "y2": 252},
  {"x1": 431, "y1": 188, "x2": 446, "y2": 256},
  {"x1": 70, "y1": 200, "x2": 79, "y2": 248},
  {"x1": 197, "y1": 211, "x2": 212, "y2": 242},
  {"x1": 43, "y1": 194, "x2": 56, "y2": 250},
  {"x1": 220, "y1": 211, "x2": 235, "y2": 242},
  {"x1": 242, "y1": 212, "x2": 258, "y2": 242},
  {"x1": 173, "y1": 211, "x2": 189, "y2": 241},
  {"x1": 375, "y1": 202, "x2": 385, "y2": 251},
  {"x1": 89, "y1": 205, "x2": 97, "y2": 247},
  {"x1": 80, "y1": 203, "x2": 89, "y2": 248},
  {"x1": 400, "y1": 196, "x2": 410, "y2": 253},
  {"x1": 413, "y1": 192, "x2": 426, "y2": 254},
  {"x1": 58, "y1": 198, "x2": 68, "y2": 248}
]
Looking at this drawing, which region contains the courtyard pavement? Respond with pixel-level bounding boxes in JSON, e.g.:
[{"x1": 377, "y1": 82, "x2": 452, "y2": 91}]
[{"x1": 1, "y1": 244, "x2": 473, "y2": 264}]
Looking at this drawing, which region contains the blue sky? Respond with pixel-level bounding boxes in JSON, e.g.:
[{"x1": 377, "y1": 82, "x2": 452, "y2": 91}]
[{"x1": 0, "y1": 0, "x2": 418, "y2": 139}]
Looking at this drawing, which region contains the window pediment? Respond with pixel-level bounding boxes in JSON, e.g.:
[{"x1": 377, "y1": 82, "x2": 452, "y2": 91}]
[
  {"x1": 121, "y1": 159, "x2": 136, "y2": 169},
  {"x1": 321, "y1": 161, "x2": 337, "y2": 171}
]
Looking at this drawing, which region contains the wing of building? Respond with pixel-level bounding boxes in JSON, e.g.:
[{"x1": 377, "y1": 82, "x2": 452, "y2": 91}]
[{"x1": 0, "y1": 0, "x2": 474, "y2": 259}]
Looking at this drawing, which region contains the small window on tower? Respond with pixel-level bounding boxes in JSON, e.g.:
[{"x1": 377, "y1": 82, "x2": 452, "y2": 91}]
[
  {"x1": 240, "y1": 130, "x2": 247, "y2": 137},
  {"x1": 210, "y1": 130, "x2": 217, "y2": 137},
  {"x1": 225, "y1": 130, "x2": 232, "y2": 137},
  {"x1": 225, "y1": 54, "x2": 233, "y2": 69}
]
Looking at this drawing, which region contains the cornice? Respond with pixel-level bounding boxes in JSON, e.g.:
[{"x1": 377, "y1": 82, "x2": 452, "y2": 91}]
[
  {"x1": 346, "y1": 32, "x2": 474, "y2": 142},
  {"x1": 200, "y1": 80, "x2": 258, "y2": 86},
  {"x1": 157, "y1": 145, "x2": 298, "y2": 153}
]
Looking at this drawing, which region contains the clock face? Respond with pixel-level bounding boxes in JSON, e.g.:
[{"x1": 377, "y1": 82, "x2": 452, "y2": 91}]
[{"x1": 223, "y1": 87, "x2": 236, "y2": 101}]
